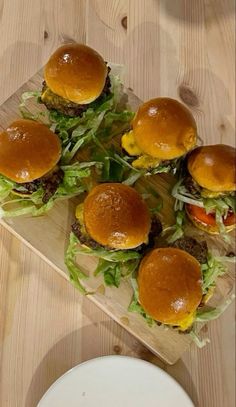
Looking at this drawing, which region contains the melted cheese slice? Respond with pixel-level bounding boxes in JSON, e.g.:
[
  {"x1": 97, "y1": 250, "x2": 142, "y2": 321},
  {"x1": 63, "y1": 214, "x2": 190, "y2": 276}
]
[
  {"x1": 121, "y1": 130, "x2": 142, "y2": 156},
  {"x1": 132, "y1": 155, "x2": 161, "y2": 170},
  {"x1": 201, "y1": 286, "x2": 215, "y2": 305},
  {"x1": 201, "y1": 188, "x2": 227, "y2": 198},
  {"x1": 75, "y1": 203, "x2": 87, "y2": 235},
  {"x1": 176, "y1": 311, "x2": 196, "y2": 331},
  {"x1": 121, "y1": 130, "x2": 161, "y2": 170}
]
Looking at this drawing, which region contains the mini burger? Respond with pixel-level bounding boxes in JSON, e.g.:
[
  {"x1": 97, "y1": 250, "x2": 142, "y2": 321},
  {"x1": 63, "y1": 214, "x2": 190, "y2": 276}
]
[
  {"x1": 0, "y1": 119, "x2": 93, "y2": 216},
  {"x1": 67, "y1": 183, "x2": 163, "y2": 289},
  {"x1": 121, "y1": 97, "x2": 197, "y2": 173},
  {"x1": 135, "y1": 240, "x2": 233, "y2": 334},
  {"x1": 41, "y1": 43, "x2": 111, "y2": 117},
  {"x1": 138, "y1": 247, "x2": 202, "y2": 330},
  {"x1": 172, "y1": 144, "x2": 236, "y2": 235}
]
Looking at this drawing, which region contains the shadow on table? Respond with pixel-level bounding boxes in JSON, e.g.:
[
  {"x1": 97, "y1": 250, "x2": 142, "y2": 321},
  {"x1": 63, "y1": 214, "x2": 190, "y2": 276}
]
[
  {"x1": 163, "y1": 0, "x2": 235, "y2": 24},
  {"x1": 177, "y1": 67, "x2": 234, "y2": 145},
  {"x1": 0, "y1": 41, "x2": 42, "y2": 106},
  {"x1": 25, "y1": 318, "x2": 199, "y2": 407}
]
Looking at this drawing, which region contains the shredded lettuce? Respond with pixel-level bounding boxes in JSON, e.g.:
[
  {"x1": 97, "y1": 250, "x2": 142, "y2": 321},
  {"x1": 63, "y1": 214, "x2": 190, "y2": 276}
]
[
  {"x1": 94, "y1": 257, "x2": 140, "y2": 288},
  {"x1": 189, "y1": 293, "x2": 234, "y2": 347},
  {"x1": 128, "y1": 278, "x2": 154, "y2": 326},
  {"x1": 94, "y1": 259, "x2": 121, "y2": 287},
  {"x1": 19, "y1": 91, "x2": 45, "y2": 120},
  {"x1": 172, "y1": 178, "x2": 204, "y2": 209},
  {"x1": 196, "y1": 294, "x2": 235, "y2": 322},
  {"x1": 172, "y1": 178, "x2": 236, "y2": 238},
  {"x1": 0, "y1": 162, "x2": 98, "y2": 218},
  {"x1": 91, "y1": 140, "x2": 144, "y2": 185},
  {"x1": 64, "y1": 232, "x2": 141, "y2": 289},
  {"x1": 110, "y1": 73, "x2": 123, "y2": 107},
  {"x1": 189, "y1": 331, "x2": 211, "y2": 348},
  {"x1": 201, "y1": 253, "x2": 229, "y2": 293},
  {"x1": 65, "y1": 232, "x2": 91, "y2": 294},
  {"x1": 149, "y1": 158, "x2": 181, "y2": 176},
  {"x1": 75, "y1": 243, "x2": 141, "y2": 263},
  {"x1": 0, "y1": 175, "x2": 15, "y2": 200},
  {"x1": 19, "y1": 74, "x2": 134, "y2": 165},
  {"x1": 166, "y1": 210, "x2": 186, "y2": 243}
]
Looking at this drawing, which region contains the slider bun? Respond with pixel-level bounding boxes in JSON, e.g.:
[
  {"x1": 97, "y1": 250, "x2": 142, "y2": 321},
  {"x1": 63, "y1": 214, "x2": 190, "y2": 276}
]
[
  {"x1": 187, "y1": 144, "x2": 236, "y2": 192},
  {"x1": 138, "y1": 247, "x2": 202, "y2": 325},
  {"x1": 83, "y1": 183, "x2": 151, "y2": 249},
  {"x1": 132, "y1": 98, "x2": 197, "y2": 159},
  {"x1": 0, "y1": 119, "x2": 61, "y2": 183},
  {"x1": 44, "y1": 43, "x2": 108, "y2": 104}
]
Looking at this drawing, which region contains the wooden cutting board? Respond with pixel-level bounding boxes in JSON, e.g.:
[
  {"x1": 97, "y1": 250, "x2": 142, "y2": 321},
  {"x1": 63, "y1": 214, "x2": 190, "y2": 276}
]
[{"x1": 0, "y1": 71, "x2": 234, "y2": 364}]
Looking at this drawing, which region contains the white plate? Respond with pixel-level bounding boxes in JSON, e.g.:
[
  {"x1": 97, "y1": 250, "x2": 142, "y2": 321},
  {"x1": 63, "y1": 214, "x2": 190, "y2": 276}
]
[{"x1": 37, "y1": 355, "x2": 194, "y2": 407}]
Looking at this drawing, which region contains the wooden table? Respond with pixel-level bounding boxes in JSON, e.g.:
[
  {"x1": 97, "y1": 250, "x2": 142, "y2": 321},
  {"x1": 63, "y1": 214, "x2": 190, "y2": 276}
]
[{"x1": 0, "y1": 1, "x2": 235, "y2": 406}]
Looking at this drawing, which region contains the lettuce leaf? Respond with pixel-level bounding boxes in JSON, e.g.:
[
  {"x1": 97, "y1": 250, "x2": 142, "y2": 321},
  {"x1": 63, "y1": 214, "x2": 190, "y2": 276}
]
[
  {"x1": 128, "y1": 278, "x2": 154, "y2": 326},
  {"x1": 94, "y1": 257, "x2": 140, "y2": 288},
  {"x1": 189, "y1": 331, "x2": 211, "y2": 348},
  {"x1": 166, "y1": 210, "x2": 186, "y2": 243},
  {"x1": 65, "y1": 232, "x2": 90, "y2": 294},
  {"x1": 201, "y1": 253, "x2": 228, "y2": 293},
  {"x1": 95, "y1": 259, "x2": 122, "y2": 288},
  {"x1": 150, "y1": 158, "x2": 181, "y2": 175},
  {"x1": 0, "y1": 175, "x2": 16, "y2": 200},
  {"x1": 19, "y1": 74, "x2": 134, "y2": 165},
  {"x1": 75, "y1": 243, "x2": 141, "y2": 263},
  {"x1": 19, "y1": 91, "x2": 45, "y2": 120},
  {"x1": 64, "y1": 232, "x2": 141, "y2": 289},
  {"x1": 172, "y1": 178, "x2": 236, "y2": 238},
  {"x1": 91, "y1": 142, "x2": 144, "y2": 185},
  {"x1": 189, "y1": 294, "x2": 234, "y2": 348},
  {"x1": 0, "y1": 161, "x2": 98, "y2": 218},
  {"x1": 195, "y1": 294, "x2": 235, "y2": 322}
]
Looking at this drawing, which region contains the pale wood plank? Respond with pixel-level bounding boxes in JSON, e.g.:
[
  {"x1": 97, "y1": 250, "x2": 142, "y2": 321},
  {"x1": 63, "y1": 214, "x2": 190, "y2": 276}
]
[
  {"x1": 4, "y1": 70, "x2": 234, "y2": 365},
  {"x1": 0, "y1": 223, "x2": 234, "y2": 407},
  {"x1": 0, "y1": 0, "x2": 86, "y2": 105},
  {"x1": 0, "y1": 224, "x2": 161, "y2": 407},
  {"x1": 0, "y1": 0, "x2": 235, "y2": 406}
]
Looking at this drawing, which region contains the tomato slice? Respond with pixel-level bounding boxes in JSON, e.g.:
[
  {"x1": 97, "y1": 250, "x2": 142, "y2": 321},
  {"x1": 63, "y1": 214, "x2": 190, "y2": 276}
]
[{"x1": 186, "y1": 204, "x2": 236, "y2": 227}]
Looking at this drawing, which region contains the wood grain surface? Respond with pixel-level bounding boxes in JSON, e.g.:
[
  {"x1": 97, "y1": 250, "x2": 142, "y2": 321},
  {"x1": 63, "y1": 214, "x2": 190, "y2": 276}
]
[{"x1": 0, "y1": 0, "x2": 235, "y2": 406}]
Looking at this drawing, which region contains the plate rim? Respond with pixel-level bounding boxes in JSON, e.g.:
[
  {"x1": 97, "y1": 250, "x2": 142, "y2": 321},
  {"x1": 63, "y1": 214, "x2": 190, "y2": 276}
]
[{"x1": 37, "y1": 355, "x2": 195, "y2": 407}]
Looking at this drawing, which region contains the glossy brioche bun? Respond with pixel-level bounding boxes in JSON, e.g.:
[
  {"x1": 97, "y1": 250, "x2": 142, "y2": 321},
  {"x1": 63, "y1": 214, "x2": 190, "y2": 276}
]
[
  {"x1": 187, "y1": 144, "x2": 236, "y2": 192},
  {"x1": 138, "y1": 248, "x2": 202, "y2": 325},
  {"x1": 0, "y1": 119, "x2": 61, "y2": 183},
  {"x1": 83, "y1": 183, "x2": 151, "y2": 249},
  {"x1": 185, "y1": 204, "x2": 236, "y2": 235},
  {"x1": 132, "y1": 98, "x2": 197, "y2": 160},
  {"x1": 44, "y1": 43, "x2": 108, "y2": 104}
]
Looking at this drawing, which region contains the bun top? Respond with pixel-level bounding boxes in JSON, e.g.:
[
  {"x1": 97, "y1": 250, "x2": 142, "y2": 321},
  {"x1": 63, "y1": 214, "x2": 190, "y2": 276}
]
[
  {"x1": 138, "y1": 247, "x2": 202, "y2": 325},
  {"x1": 44, "y1": 43, "x2": 108, "y2": 104},
  {"x1": 0, "y1": 119, "x2": 61, "y2": 183},
  {"x1": 83, "y1": 183, "x2": 151, "y2": 250},
  {"x1": 188, "y1": 144, "x2": 236, "y2": 192},
  {"x1": 132, "y1": 98, "x2": 197, "y2": 160}
]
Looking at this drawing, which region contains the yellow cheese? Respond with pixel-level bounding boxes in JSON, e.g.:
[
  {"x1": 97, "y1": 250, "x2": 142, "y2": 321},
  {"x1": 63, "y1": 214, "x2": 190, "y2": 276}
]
[
  {"x1": 201, "y1": 286, "x2": 215, "y2": 305},
  {"x1": 121, "y1": 130, "x2": 162, "y2": 170},
  {"x1": 75, "y1": 203, "x2": 84, "y2": 222},
  {"x1": 75, "y1": 203, "x2": 87, "y2": 235},
  {"x1": 41, "y1": 87, "x2": 50, "y2": 102},
  {"x1": 121, "y1": 130, "x2": 142, "y2": 156},
  {"x1": 201, "y1": 188, "x2": 226, "y2": 198},
  {"x1": 132, "y1": 154, "x2": 161, "y2": 170},
  {"x1": 177, "y1": 312, "x2": 196, "y2": 331}
]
